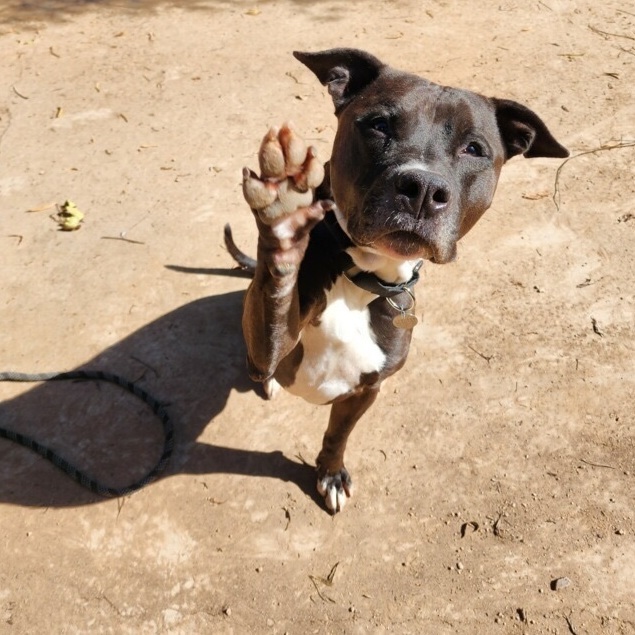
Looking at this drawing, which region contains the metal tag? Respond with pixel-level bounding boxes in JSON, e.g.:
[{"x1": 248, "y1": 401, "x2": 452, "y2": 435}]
[
  {"x1": 387, "y1": 288, "x2": 419, "y2": 329},
  {"x1": 393, "y1": 312, "x2": 419, "y2": 329}
]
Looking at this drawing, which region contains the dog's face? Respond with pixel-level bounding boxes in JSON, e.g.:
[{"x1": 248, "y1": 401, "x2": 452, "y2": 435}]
[{"x1": 295, "y1": 49, "x2": 568, "y2": 264}]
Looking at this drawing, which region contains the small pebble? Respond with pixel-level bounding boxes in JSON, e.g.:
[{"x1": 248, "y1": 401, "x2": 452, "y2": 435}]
[
  {"x1": 551, "y1": 577, "x2": 571, "y2": 591},
  {"x1": 615, "y1": 529, "x2": 625, "y2": 536},
  {"x1": 456, "y1": 562, "x2": 464, "y2": 571},
  {"x1": 223, "y1": 606, "x2": 232, "y2": 617}
]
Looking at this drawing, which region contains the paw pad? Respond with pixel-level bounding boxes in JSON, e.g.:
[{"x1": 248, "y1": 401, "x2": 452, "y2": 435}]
[{"x1": 242, "y1": 122, "x2": 324, "y2": 224}]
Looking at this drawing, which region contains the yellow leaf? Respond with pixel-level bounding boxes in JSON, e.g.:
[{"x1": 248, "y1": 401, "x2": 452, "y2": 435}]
[{"x1": 57, "y1": 200, "x2": 84, "y2": 230}]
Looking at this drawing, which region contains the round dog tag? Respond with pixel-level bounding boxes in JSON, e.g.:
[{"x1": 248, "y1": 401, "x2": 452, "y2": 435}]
[
  {"x1": 387, "y1": 288, "x2": 419, "y2": 329},
  {"x1": 393, "y1": 312, "x2": 419, "y2": 329}
]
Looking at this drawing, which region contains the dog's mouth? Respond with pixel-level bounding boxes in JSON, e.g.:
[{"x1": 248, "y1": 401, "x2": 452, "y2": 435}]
[
  {"x1": 368, "y1": 229, "x2": 457, "y2": 264},
  {"x1": 336, "y1": 201, "x2": 459, "y2": 265},
  {"x1": 340, "y1": 192, "x2": 463, "y2": 264}
]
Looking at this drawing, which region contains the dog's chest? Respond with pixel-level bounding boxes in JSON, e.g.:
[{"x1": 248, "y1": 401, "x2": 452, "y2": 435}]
[{"x1": 284, "y1": 276, "x2": 385, "y2": 405}]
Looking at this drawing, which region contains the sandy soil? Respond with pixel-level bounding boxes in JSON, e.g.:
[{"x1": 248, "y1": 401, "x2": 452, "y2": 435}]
[{"x1": 1, "y1": 1, "x2": 634, "y2": 633}]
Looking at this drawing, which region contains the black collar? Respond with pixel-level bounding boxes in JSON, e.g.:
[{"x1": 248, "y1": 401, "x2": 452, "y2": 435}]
[{"x1": 323, "y1": 211, "x2": 423, "y2": 299}]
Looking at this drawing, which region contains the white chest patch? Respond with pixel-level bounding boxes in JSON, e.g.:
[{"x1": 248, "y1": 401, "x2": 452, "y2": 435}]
[{"x1": 284, "y1": 276, "x2": 386, "y2": 405}]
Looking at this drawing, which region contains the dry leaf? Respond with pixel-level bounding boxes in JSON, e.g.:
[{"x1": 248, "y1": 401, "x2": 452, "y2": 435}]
[{"x1": 56, "y1": 200, "x2": 84, "y2": 231}]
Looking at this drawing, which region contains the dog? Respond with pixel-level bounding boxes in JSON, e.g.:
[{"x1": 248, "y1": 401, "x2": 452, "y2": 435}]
[{"x1": 225, "y1": 48, "x2": 568, "y2": 512}]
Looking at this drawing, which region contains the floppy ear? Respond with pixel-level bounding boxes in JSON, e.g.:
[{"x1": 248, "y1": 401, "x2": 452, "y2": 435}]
[
  {"x1": 493, "y1": 98, "x2": 569, "y2": 160},
  {"x1": 293, "y1": 48, "x2": 385, "y2": 113}
]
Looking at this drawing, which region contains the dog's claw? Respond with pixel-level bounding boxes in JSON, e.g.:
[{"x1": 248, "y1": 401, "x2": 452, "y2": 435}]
[
  {"x1": 317, "y1": 468, "x2": 353, "y2": 513},
  {"x1": 242, "y1": 167, "x2": 278, "y2": 209}
]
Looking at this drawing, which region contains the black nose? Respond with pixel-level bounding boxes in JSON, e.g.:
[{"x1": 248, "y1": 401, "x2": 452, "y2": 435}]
[{"x1": 395, "y1": 171, "x2": 451, "y2": 218}]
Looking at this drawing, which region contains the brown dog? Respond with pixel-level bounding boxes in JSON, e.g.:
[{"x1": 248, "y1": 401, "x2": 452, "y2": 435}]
[{"x1": 226, "y1": 48, "x2": 568, "y2": 512}]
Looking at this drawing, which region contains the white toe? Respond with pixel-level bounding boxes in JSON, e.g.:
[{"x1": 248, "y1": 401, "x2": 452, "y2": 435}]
[{"x1": 263, "y1": 377, "x2": 281, "y2": 400}]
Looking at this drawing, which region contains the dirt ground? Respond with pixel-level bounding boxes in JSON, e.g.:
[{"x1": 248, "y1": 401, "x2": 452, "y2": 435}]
[{"x1": 1, "y1": 1, "x2": 634, "y2": 633}]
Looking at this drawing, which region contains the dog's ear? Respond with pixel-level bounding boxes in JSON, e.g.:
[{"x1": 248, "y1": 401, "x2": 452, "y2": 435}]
[
  {"x1": 493, "y1": 98, "x2": 569, "y2": 160},
  {"x1": 293, "y1": 48, "x2": 384, "y2": 113}
]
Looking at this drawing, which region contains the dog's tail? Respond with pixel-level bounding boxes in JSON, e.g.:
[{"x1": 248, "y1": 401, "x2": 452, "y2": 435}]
[{"x1": 224, "y1": 223, "x2": 257, "y2": 275}]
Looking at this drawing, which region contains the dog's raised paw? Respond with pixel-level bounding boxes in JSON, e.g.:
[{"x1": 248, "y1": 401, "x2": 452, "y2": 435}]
[
  {"x1": 242, "y1": 122, "x2": 325, "y2": 224},
  {"x1": 317, "y1": 468, "x2": 353, "y2": 513}
]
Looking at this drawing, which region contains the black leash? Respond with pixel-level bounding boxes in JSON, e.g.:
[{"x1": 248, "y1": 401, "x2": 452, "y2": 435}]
[{"x1": 0, "y1": 370, "x2": 174, "y2": 497}]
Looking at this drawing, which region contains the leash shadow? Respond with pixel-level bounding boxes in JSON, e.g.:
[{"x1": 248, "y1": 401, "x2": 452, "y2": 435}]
[{"x1": 0, "y1": 290, "x2": 319, "y2": 508}]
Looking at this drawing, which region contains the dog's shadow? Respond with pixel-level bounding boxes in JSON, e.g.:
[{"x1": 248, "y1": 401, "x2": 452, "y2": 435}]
[{"x1": 0, "y1": 288, "x2": 320, "y2": 508}]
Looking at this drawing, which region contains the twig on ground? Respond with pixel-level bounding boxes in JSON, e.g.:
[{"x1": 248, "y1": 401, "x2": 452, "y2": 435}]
[
  {"x1": 308, "y1": 564, "x2": 340, "y2": 605},
  {"x1": 589, "y1": 24, "x2": 635, "y2": 41},
  {"x1": 467, "y1": 344, "x2": 494, "y2": 363},
  {"x1": 12, "y1": 86, "x2": 28, "y2": 99},
  {"x1": 295, "y1": 453, "x2": 312, "y2": 467},
  {"x1": 579, "y1": 458, "x2": 617, "y2": 470},
  {"x1": 552, "y1": 140, "x2": 635, "y2": 211},
  {"x1": 101, "y1": 234, "x2": 145, "y2": 245}
]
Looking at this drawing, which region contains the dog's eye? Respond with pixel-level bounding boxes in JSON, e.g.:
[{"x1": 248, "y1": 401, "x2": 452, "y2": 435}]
[
  {"x1": 463, "y1": 141, "x2": 485, "y2": 157},
  {"x1": 368, "y1": 117, "x2": 390, "y2": 135}
]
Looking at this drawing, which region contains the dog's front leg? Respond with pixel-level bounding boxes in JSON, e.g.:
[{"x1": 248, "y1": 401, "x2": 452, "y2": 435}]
[
  {"x1": 242, "y1": 204, "x2": 328, "y2": 381},
  {"x1": 241, "y1": 123, "x2": 330, "y2": 382},
  {"x1": 317, "y1": 386, "x2": 380, "y2": 512}
]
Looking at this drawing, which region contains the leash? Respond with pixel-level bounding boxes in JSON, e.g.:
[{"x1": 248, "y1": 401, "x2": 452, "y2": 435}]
[{"x1": 0, "y1": 370, "x2": 174, "y2": 497}]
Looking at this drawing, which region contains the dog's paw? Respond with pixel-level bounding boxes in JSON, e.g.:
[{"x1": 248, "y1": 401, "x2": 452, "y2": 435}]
[
  {"x1": 317, "y1": 467, "x2": 353, "y2": 513},
  {"x1": 242, "y1": 122, "x2": 325, "y2": 224}
]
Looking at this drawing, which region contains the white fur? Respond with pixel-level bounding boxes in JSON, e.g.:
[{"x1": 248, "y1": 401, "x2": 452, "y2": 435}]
[
  {"x1": 271, "y1": 216, "x2": 295, "y2": 241},
  {"x1": 317, "y1": 475, "x2": 353, "y2": 511},
  {"x1": 284, "y1": 276, "x2": 386, "y2": 405},
  {"x1": 347, "y1": 246, "x2": 420, "y2": 284},
  {"x1": 333, "y1": 204, "x2": 421, "y2": 283},
  {"x1": 264, "y1": 377, "x2": 282, "y2": 400},
  {"x1": 394, "y1": 160, "x2": 431, "y2": 174}
]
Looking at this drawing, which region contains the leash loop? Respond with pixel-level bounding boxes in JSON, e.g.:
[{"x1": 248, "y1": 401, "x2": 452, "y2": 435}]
[{"x1": 0, "y1": 370, "x2": 174, "y2": 497}]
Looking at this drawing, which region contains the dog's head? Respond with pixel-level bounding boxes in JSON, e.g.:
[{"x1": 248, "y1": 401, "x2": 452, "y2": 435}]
[{"x1": 294, "y1": 48, "x2": 568, "y2": 264}]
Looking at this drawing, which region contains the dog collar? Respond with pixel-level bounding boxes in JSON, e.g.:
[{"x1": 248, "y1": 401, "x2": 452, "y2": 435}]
[
  {"x1": 323, "y1": 211, "x2": 423, "y2": 299},
  {"x1": 345, "y1": 261, "x2": 423, "y2": 298}
]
